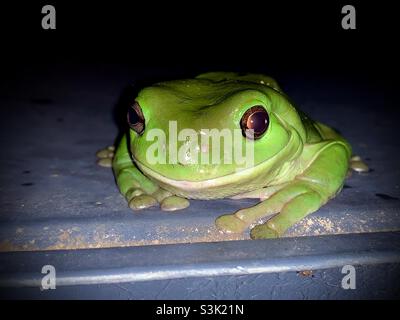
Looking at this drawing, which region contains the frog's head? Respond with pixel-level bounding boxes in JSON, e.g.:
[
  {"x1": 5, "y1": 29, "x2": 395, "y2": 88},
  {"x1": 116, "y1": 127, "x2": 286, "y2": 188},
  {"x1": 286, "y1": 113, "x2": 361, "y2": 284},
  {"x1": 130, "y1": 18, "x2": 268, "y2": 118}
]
[{"x1": 127, "y1": 73, "x2": 305, "y2": 196}]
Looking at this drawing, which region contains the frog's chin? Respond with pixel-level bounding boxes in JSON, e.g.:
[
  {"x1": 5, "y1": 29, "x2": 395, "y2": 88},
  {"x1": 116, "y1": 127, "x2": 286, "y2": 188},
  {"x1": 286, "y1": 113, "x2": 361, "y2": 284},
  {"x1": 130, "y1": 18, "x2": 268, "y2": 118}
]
[{"x1": 133, "y1": 158, "x2": 258, "y2": 190}]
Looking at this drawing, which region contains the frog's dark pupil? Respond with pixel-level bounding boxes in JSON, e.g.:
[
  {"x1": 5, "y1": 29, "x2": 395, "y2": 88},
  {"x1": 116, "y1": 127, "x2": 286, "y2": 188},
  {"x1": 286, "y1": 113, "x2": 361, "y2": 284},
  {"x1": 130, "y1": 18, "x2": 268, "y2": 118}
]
[
  {"x1": 128, "y1": 106, "x2": 141, "y2": 125},
  {"x1": 127, "y1": 102, "x2": 145, "y2": 135},
  {"x1": 241, "y1": 106, "x2": 269, "y2": 139},
  {"x1": 247, "y1": 111, "x2": 268, "y2": 133}
]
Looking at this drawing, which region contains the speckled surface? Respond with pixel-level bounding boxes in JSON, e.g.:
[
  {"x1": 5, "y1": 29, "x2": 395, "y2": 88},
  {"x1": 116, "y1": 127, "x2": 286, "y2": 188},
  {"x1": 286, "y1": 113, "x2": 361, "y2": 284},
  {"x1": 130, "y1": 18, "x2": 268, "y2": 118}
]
[{"x1": 0, "y1": 64, "x2": 399, "y2": 251}]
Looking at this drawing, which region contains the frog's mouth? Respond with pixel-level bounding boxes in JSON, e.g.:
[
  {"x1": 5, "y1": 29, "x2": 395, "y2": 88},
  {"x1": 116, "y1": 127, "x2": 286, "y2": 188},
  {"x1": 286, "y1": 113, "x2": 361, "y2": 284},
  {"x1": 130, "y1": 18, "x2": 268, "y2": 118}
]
[
  {"x1": 131, "y1": 128, "x2": 303, "y2": 192},
  {"x1": 133, "y1": 157, "x2": 261, "y2": 190}
]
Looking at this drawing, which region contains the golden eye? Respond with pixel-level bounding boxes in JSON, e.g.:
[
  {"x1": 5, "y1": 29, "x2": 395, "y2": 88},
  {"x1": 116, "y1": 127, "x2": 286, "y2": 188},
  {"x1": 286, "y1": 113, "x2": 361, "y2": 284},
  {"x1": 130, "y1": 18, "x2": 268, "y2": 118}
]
[
  {"x1": 127, "y1": 101, "x2": 145, "y2": 135},
  {"x1": 240, "y1": 106, "x2": 269, "y2": 139}
]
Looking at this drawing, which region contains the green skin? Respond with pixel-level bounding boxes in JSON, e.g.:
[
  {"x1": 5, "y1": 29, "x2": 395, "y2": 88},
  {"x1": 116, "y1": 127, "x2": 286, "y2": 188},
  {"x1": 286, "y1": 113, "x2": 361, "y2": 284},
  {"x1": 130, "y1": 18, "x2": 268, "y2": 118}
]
[{"x1": 112, "y1": 72, "x2": 351, "y2": 239}]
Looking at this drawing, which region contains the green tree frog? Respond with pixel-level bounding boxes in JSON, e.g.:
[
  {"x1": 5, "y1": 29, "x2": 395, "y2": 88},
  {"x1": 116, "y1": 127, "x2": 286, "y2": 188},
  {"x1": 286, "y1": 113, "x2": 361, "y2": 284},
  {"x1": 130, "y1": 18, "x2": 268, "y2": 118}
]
[{"x1": 97, "y1": 72, "x2": 367, "y2": 239}]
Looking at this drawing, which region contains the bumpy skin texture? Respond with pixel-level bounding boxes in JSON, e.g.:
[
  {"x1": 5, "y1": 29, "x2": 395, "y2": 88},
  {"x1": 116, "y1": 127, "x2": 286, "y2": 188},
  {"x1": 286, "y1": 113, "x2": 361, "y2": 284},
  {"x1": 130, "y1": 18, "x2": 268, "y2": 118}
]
[{"x1": 112, "y1": 72, "x2": 352, "y2": 238}]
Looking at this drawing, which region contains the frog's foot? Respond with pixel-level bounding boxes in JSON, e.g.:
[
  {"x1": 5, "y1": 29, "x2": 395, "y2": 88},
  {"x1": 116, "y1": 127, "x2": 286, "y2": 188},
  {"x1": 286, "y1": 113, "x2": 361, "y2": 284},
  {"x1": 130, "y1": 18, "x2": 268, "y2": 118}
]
[
  {"x1": 216, "y1": 183, "x2": 297, "y2": 235},
  {"x1": 96, "y1": 145, "x2": 115, "y2": 167},
  {"x1": 215, "y1": 214, "x2": 249, "y2": 233},
  {"x1": 250, "y1": 223, "x2": 279, "y2": 239},
  {"x1": 219, "y1": 182, "x2": 323, "y2": 238},
  {"x1": 126, "y1": 186, "x2": 190, "y2": 212},
  {"x1": 113, "y1": 135, "x2": 191, "y2": 213},
  {"x1": 152, "y1": 189, "x2": 190, "y2": 211},
  {"x1": 160, "y1": 196, "x2": 190, "y2": 211},
  {"x1": 217, "y1": 144, "x2": 348, "y2": 238},
  {"x1": 349, "y1": 155, "x2": 369, "y2": 173},
  {"x1": 126, "y1": 187, "x2": 165, "y2": 211},
  {"x1": 129, "y1": 194, "x2": 158, "y2": 210}
]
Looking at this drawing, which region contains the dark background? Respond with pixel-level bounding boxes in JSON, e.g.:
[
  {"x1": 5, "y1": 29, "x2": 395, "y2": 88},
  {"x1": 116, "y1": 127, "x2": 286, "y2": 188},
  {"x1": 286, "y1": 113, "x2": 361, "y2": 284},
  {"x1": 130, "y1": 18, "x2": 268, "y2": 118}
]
[
  {"x1": 1, "y1": 1, "x2": 398, "y2": 145},
  {"x1": 1, "y1": 1, "x2": 398, "y2": 82}
]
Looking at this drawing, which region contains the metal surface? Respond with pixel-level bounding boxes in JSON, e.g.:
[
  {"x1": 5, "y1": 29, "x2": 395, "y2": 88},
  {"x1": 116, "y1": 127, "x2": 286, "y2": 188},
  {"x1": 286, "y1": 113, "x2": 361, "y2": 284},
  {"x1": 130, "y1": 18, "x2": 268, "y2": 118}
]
[
  {"x1": 0, "y1": 232, "x2": 399, "y2": 299},
  {"x1": 3, "y1": 264, "x2": 400, "y2": 299}
]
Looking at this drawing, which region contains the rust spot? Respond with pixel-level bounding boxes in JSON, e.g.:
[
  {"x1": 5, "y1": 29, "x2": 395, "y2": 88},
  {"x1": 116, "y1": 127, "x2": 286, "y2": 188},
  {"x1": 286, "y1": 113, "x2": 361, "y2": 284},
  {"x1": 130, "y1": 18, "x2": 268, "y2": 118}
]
[{"x1": 297, "y1": 270, "x2": 314, "y2": 277}]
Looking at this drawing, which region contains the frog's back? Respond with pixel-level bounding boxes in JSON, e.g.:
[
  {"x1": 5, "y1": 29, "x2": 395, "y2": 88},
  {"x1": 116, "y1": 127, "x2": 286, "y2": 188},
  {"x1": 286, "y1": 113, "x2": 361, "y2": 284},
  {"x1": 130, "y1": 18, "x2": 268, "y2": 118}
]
[{"x1": 299, "y1": 109, "x2": 352, "y2": 155}]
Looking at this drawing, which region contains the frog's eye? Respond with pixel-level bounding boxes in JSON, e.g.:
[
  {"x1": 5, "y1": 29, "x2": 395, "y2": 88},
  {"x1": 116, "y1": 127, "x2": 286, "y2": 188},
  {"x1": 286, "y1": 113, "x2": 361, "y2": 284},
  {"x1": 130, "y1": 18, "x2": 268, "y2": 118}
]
[
  {"x1": 127, "y1": 101, "x2": 145, "y2": 135},
  {"x1": 240, "y1": 106, "x2": 269, "y2": 139}
]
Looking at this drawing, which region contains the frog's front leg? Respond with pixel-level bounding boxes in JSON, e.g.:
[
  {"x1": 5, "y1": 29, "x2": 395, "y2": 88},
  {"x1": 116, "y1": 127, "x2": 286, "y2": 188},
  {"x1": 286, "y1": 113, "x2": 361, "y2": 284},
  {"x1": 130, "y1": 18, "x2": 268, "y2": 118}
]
[
  {"x1": 216, "y1": 143, "x2": 349, "y2": 238},
  {"x1": 113, "y1": 134, "x2": 190, "y2": 211}
]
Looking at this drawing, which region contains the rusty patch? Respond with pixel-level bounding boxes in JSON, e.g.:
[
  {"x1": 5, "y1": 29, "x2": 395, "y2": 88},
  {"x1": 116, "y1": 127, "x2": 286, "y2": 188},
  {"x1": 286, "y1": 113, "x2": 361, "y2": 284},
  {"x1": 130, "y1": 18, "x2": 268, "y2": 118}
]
[{"x1": 297, "y1": 270, "x2": 314, "y2": 277}]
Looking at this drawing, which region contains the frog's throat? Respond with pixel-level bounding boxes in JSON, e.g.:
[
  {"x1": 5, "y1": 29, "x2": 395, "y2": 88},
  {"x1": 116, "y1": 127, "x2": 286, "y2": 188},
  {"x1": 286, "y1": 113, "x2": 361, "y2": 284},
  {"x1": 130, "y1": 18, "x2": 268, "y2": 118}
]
[{"x1": 132, "y1": 128, "x2": 303, "y2": 192}]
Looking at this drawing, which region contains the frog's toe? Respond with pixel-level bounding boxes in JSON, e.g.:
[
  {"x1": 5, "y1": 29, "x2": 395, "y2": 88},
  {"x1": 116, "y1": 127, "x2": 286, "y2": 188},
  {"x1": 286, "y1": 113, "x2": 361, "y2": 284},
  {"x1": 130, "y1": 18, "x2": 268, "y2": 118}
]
[
  {"x1": 160, "y1": 196, "x2": 190, "y2": 211},
  {"x1": 96, "y1": 146, "x2": 115, "y2": 167},
  {"x1": 97, "y1": 158, "x2": 113, "y2": 167},
  {"x1": 126, "y1": 188, "x2": 144, "y2": 201},
  {"x1": 215, "y1": 214, "x2": 248, "y2": 234},
  {"x1": 152, "y1": 189, "x2": 173, "y2": 202},
  {"x1": 128, "y1": 194, "x2": 158, "y2": 210},
  {"x1": 350, "y1": 160, "x2": 369, "y2": 173},
  {"x1": 250, "y1": 223, "x2": 279, "y2": 239},
  {"x1": 96, "y1": 146, "x2": 115, "y2": 159},
  {"x1": 349, "y1": 155, "x2": 369, "y2": 173}
]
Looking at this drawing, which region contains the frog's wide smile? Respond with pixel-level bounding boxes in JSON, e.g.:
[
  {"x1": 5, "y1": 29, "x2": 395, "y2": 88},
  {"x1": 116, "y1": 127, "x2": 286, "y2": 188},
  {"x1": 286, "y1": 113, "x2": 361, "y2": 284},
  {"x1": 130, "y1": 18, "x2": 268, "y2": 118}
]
[{"x1": 131, "y1": 127, "x2": 302, "y2": 191}]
